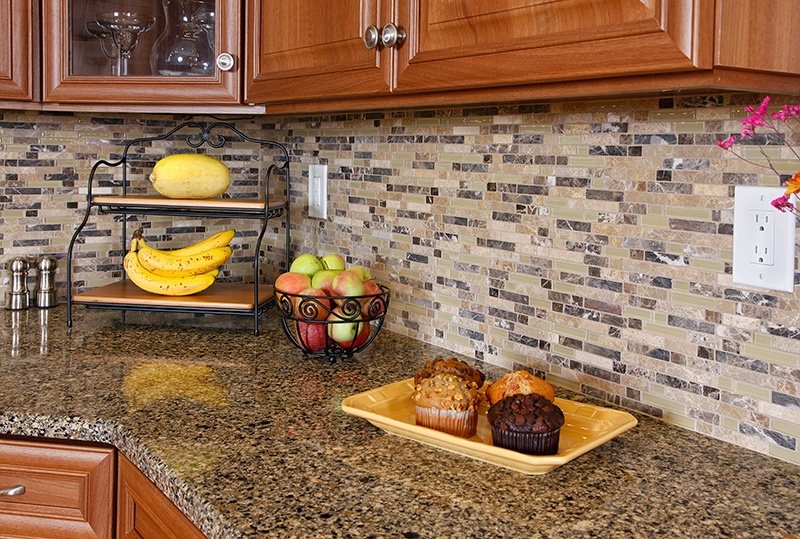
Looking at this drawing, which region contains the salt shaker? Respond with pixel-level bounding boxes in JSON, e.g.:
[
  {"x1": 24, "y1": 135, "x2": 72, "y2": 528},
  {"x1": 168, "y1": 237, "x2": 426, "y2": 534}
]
[
  {"x1": 6, "y1": 257, "x2": 30, "y2": 310},
  {"x1": 35, "y1": 256, "x2": 57, "y2": 308}
]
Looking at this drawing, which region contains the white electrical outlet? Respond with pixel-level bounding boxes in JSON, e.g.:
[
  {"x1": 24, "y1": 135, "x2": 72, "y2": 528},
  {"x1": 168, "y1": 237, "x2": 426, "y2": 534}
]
[
  {"x1": 733, "y1": 186, "x2": 796, "y2": 292},
  {"x1": 308, "y1": 164, "x2": 328, "y2": 219}
]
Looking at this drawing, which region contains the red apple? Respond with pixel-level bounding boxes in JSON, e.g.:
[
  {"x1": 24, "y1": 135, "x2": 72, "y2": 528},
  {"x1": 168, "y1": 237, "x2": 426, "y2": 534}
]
[
  {"x1": 360, "y1": 279, "x2": 387, "y2": 320},
  {"x1": 295, "y1": 287, "x2": 332, "y2": 321},
  {"x1": 310, "y1": 269, "x2": 342, "y2": 294},
  {"x1": 331, "y1": 269, "x2": 366, "y2": 302},
  {"x1": 297, "y1": 321, "x2": 329, "y2": 352},
  {"x1": 274, "y1": 272, "x2": 312, "y2": 314}
]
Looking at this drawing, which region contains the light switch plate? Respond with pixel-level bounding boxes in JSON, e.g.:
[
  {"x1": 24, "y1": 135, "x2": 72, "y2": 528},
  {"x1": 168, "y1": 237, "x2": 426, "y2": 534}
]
[
  {"x1": 308, "y1": 164, "x2": 328, "y2": 219},
  {"x1": 732, "y1": 186, "x2": 796, "y2": 292}
]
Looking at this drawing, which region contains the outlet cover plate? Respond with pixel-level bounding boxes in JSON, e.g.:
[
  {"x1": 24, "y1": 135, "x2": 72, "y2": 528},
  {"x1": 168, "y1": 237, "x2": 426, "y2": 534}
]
[
  {"x1": 732, "y1": 186, "x2": 796, "y2": 292},
  {"x1": 308, "y1": 164, "x2": 327, "y2": 219}
]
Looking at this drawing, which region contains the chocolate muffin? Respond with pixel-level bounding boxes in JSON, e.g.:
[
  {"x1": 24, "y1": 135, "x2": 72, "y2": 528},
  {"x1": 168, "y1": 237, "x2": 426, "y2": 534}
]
[
  {"x1": 487, "y1": 393, "x2": 565, "y2": 455},
  {"x1": 413, "y1": 373, "x2": 482, "y2": 438},
  {"x1": 413, "y1": 357, "x2": 486, "y2": 388}
]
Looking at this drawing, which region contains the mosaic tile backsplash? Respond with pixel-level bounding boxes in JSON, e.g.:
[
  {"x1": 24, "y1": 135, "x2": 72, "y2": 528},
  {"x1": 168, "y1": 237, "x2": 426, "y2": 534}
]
[{"x1": 1, "y1": 93, "x2": 799, "y2": 465}]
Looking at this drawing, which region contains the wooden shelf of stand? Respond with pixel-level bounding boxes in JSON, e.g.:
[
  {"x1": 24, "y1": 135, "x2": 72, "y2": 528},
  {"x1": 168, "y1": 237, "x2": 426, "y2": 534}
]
[
  {"x1": 73, "y1": 281, "x2": 274, "y2": 311},
  {"x1": 91, "y1": 196, "x2": 287, "y2": 218}
]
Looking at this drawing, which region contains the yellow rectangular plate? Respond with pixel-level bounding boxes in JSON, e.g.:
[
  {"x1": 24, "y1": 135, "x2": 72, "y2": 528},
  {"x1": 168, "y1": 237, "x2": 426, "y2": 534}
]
[{"x1": 342, "y1": 378, "x2": 638, "y2": 475}]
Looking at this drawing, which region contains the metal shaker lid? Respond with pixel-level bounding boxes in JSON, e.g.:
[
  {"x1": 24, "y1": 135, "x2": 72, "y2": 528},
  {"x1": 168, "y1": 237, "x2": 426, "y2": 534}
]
[
  {"x1": 38, "y1": 256, "x2": 57, "y2": 271},
  {"x1": 10, "y1": 257, "x2": 29, "y2": 272}
]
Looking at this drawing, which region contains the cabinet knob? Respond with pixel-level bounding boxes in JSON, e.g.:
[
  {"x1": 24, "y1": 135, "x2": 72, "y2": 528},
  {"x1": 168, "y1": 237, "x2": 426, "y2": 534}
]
[
  {"x1": 216, "y1": 53, "x2": 235, "y2": 72},
  {"x1": 0, "y1": 485, "x2": 25, "y2": 497},
  {"x1": 364, "y1": 25, "x2": 380, "y2": 50},
  {"x1": 380, "y1": 23, "x2": 406, "y2": 48}
]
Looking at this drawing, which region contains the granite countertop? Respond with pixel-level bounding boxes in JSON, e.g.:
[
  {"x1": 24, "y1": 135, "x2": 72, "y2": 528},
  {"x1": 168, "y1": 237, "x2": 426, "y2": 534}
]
[{"x1": 1, "y1": 306, "x2": 799, "y2": 539}]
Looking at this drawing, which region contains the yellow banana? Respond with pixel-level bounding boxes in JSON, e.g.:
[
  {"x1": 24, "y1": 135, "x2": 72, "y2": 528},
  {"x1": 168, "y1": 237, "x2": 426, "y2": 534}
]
[
  {"x1": 137, "y1": 237, "x2": 232, "y2": 277},
  {"x1": 124, "y1": 244, "x2": 218, "y2": 296},
  {"x1": 169, "y1": 229, "x2": 236, "y2": 257}
]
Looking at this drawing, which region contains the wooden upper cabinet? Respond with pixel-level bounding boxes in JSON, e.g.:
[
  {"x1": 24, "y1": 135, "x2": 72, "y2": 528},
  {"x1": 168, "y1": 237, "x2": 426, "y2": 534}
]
[
  {"x1": 716, "y1": 0, "x2": 800, "y2": 74},
  {"x1": 247, "y1": 0, "x2": 714, "y2": 106},
  {"x1": 246, "y1": 0, "x2": 393, "y2": 103},
  {"x1": 0, "y1": 0, "x2": 36, "y2": 101},
  {"x1": 393, "y1": 0, "x2": 714, "y2": 93},
  {"x1": 42, "y1": 0, "x2": 243, "y2": 105}
]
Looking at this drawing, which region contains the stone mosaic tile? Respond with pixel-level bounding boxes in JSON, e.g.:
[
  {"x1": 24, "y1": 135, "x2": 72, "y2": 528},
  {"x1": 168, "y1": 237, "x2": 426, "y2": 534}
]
[{"x1": 1, "y1": 94, "x2": 799, "y2": 465}]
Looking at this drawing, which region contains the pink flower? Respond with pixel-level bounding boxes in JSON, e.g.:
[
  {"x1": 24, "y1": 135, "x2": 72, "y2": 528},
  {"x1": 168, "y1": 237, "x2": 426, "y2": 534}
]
[
  {"x1": 756, "y1": 96, "x2": 771, "y2": 116},
  {"x1": 771, "y1": 104, "x2": 800, "y2": 122},
  {"x1": 771, "y1": 194, "x2": 794, "y2": 213},
  {"x1": 717, "y1": 136, "x2": 738, "y2": 149}
]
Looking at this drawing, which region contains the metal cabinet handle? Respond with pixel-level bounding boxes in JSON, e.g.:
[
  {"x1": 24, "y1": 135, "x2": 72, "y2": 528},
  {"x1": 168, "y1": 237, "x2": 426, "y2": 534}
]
[
  {"x1": 0, "y1": 485, "x2": 25, "y2": 496},
  {"x1": 364, "y1": 25, "x2": 380, "y2": 49},
  {"x1": 216, "y1": 53, "x2": 235, "y2": 72},
  {"x1": 380, "y1": 23, "x2": 406, "y2": 48}
]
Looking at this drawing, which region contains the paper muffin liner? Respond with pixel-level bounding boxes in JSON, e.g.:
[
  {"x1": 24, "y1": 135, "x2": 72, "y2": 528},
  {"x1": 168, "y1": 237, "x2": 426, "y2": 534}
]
[
  {"x1": 415, "y1": 406, "x2": 478, "y2": 438},
  {"x1": 490, "y1": 427, "x2": 561, "y2": 455}
]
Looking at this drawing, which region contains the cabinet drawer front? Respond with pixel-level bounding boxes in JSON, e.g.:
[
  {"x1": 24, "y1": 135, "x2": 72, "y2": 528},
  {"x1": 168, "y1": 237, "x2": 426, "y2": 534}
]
[
  {"x1": 0, "y1": 469, "x2": 86, "y2": 515},
  {"x1": 0, "y1": 438, "x2": 114, "y2": 539}
]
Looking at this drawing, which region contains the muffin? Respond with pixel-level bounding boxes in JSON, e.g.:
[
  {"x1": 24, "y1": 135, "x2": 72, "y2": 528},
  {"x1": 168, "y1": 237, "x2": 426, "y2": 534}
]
[
  {"x1": 413, "y1": 373, "x2": 482, "y2": 438},
  {"x1": 413, "y1": 357, "x2": 486, "y2": 388},
  {"x1": 487, "y1": 393, "x2": 565, "y2": 455},
  {"x1": 486, "y1": 370, "x2": 555, "y2": 405}
]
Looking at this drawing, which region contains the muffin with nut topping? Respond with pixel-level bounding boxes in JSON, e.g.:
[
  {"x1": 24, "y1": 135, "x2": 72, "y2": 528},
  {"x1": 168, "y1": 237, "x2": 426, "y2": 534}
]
[
  {"x1": 412, "y1": 372, "x2": 482, "y2": 438},
  {"x1": 413, "y1": 357, "x2": 486, "y2": 389}
]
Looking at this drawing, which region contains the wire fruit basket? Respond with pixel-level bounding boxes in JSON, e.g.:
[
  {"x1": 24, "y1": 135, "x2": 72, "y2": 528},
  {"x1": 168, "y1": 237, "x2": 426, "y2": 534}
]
[{"x1": 275, "y1": 283, "x2": 390, "y2": 361}]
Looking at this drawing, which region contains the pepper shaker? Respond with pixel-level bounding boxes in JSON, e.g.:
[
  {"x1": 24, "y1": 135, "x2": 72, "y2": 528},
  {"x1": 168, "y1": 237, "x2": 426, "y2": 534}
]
[
  {"x1": 5, "y1": 257, "x2": 30, "y2": 310},
  {"x1": 35, "y1": 256, "x2": 58, "y2": 308}
]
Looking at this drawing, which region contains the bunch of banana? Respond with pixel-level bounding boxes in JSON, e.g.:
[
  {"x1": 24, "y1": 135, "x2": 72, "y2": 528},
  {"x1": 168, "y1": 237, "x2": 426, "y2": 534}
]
[{"x1": 124, "y1": 229, "x2": 235, "y2": 296}]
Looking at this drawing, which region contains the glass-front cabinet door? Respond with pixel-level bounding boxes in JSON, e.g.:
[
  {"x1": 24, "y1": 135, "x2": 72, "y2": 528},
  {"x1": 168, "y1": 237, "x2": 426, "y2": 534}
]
[{"x1": 42, "y1": 0, "x2": 242, "y2": 105}]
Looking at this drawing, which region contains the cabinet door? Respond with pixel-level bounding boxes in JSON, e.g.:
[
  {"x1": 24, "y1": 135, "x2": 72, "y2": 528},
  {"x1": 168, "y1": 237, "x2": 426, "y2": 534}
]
[
  {"x1": 0, "y1": 438, "x2": 115, "y2": 539},
  {"x1": 716, "y1": 0, "x2": 800, "y2": 75},
  {"x1": 117, "y1": 454, "x2": 207, "y2": 539},
  {"x1": 42, "y1": 0, "x2": 242, "y2": 104},
  {"x1": 245, "y1": 0, "x2": 393, "y2": 104},
  {"x1": 393, "y1": 0, "x2": 714, "y2": 93},
  {"x1": 0, "y1": 0, "x2": 35, "y2": 100}
]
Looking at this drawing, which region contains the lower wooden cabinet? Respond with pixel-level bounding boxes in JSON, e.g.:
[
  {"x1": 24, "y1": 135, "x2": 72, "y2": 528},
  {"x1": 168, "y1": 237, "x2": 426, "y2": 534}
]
[
  {"x1": 117, "y1": 454, "x2": 207, "y2": 539},
  {"x1": 0, "y1": 437, "x2": 207, "y2": 539},
  {"x1": 0, "y1": 437, "x2": 115, "y2": 539}
]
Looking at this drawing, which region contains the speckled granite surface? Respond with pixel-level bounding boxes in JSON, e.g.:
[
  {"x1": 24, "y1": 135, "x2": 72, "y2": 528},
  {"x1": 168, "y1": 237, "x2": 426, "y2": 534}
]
[{"x1": 1, "y1": 306, "x2": 799, "y2": 539}]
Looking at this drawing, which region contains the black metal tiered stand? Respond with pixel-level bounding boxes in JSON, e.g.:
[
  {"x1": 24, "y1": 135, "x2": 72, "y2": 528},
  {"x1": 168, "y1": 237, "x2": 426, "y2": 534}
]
[{"x1": 66, "y1": 121, "x2": 291, "y2": 335}]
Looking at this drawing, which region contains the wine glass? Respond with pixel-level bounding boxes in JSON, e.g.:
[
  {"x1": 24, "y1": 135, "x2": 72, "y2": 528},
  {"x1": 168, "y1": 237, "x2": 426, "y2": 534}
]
[
  {"x1": 85, "y1": 20, "x2": 118, "y2": 75},
  {"x1": 96, "y1": 11, "x2": 156, "y2": 76}
]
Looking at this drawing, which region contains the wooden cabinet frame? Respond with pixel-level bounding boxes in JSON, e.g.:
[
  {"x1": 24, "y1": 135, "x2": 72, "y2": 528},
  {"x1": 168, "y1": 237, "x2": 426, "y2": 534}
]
[
  {"x1": 0, "y1": 0, "x2": 37, "y2": 101},
  {"x1": 42, "y1": 0, "x2": 243, "y2": 105}
]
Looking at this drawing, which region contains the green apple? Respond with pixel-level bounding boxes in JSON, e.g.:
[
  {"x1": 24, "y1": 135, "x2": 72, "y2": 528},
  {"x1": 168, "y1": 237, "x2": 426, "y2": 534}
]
[
  {"x1": 320, "y1": 253, "x2": 346, "y2": 271},
  {"x1": 289, "y1": 253, "x2": 323, "y2": 277},
  {"x1": 347, "y1": 265, "x2": 373, "y2": 280},
  {"x1": 310, "y1": 268, "x2": 342, "y2": 293},
  {"x1": 327, "y1": 307, "x2": 369, "y2": 347}
]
